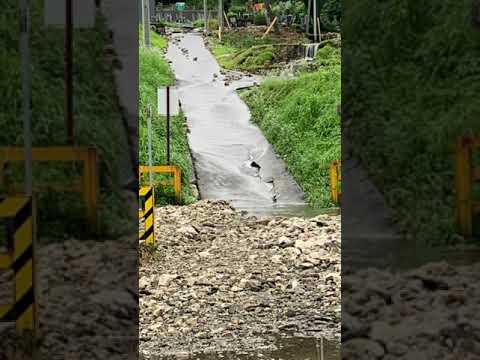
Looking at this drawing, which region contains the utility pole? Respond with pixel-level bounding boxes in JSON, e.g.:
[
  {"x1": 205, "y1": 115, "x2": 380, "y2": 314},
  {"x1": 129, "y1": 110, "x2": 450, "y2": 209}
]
[
  {"x1": 20, "y1": 0, "x2": 32, "y2": 195},
  {"x1": 218, "y1": 0, "x2": 223, "y2": 39},
  {"x1": 306, "y1": 0, "x2": 311, "y2": 37},
  {"x1": 142, "y1": 0, "x2": 151, "y2": 48},
  {"x1": 204, "y1": 0, "x2": 208, "y2": 33},
  {"x1": 313, "y1": 0, "x2": 317, "y2": 42}
]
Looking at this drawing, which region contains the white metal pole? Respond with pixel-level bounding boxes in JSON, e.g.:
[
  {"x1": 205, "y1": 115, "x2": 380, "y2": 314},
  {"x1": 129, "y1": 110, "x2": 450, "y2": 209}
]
[
  {"x1": 320, "y1": 337, "x2": 324, "y2": 360},
  {"x1": 147, "y1": 106, "x2": 153, "y2": 188},
  {"x1": 204, "y1": 0, "x2": 208, "y2": 33},
  {"x1": 218, "y1": 0, "x2": 223, "y2": 32},
  {"x1": 313, "y1": 0, "x2": 317, "y2": 42},
  {"x1": 20, "y1": 0, "x2": 32, "y2": 196},
  {"x1": 306, "y1": 0, "x2": 311, "y2": 36},
  {"x1": 142, "y1": 0, "x2": 151, "y2": 48}
]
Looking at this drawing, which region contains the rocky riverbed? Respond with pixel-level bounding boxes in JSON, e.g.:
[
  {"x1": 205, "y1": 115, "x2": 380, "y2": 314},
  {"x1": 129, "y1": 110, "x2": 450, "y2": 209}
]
[
  {"x1": 0, "y1": 237, "x2": 138, "y2": 359},
  {"x1": 140, "y1": 200, "x2": 341, "y2": 359},
  {"x1": 343, "y1": 261, "x2": 480, "y2": 359}
]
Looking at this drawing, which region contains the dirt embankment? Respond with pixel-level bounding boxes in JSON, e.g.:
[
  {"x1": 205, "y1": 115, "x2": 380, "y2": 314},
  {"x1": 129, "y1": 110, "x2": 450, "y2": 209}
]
[{"x1": 140, "y1": 200, "x2": 340, "y2": 358}]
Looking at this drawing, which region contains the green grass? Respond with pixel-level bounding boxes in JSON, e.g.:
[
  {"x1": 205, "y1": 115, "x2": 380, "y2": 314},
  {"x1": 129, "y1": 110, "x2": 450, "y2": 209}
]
[
  {"x1": 211, "y1": 42, "x2": 276, "y2": 71},
  {"x1": 139, "y1": 30, "x2": 196, "y2": 205},
  {"x1": 1, "y1": 0, "x2": 134, "y2": 239},
  {"x1": 242, "y1": 45, "x2": 341, "y2": 208},
  {"x1": 139, "y1": 25, "x2": 168, "y2": 50},
  {"x1": 343, "y1": 0, "x2": 480, "y2": 243}
]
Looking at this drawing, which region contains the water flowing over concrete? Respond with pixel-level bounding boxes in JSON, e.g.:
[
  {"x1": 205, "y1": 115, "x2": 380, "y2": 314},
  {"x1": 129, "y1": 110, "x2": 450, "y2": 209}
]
[
  {"x1": 166, "y1": 33, "x2": 310, "y2": 216},
  {"x1": 305, "y1": 43, "x2": 320, "y2": 59}
]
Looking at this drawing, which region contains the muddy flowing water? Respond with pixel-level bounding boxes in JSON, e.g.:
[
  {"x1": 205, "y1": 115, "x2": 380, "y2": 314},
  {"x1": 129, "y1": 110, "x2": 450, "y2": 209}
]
[
  {"x1": 166, "y1": 33, "x2": 318, "y2": 218},
  {"x1": 196, "y1": 337, "x2": 340, "y2": 360},
  {"x1": 150, "y1": 337, "x2": 340, "y2": 360}
]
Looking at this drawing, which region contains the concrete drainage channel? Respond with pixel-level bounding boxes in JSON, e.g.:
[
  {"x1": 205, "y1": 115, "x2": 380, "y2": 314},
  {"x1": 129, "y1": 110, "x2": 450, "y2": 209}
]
[{"x1": 166, "y1": 32, "x2": 315, "y2": 218}]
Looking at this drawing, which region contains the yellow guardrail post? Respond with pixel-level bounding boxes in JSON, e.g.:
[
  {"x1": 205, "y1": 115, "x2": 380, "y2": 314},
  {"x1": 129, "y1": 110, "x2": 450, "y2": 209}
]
[
  {"x1": 139, "y1": 186, "x2": 155, "y2": 246},
  {"x1": 139, "y1": 165, "x2": 182, "y2": 204},
  {"x1": 0, "y1": 146, "x2": 99, "y2": 234},
  {"x1": 456, "y1": 137, "x2": 473, "y2": 237},
  {"x1": 455, "y1": 135, "x2": 480, "y2": 238},
  {"x1": 83, "y1": 147, "x2": 99, "y2": 234},
  {"x1": 0, "y1": 196, "x2": 35, "y2": 333},
  {"x1": 330, "y1": 160, "x2": 341, "y2": 205}
]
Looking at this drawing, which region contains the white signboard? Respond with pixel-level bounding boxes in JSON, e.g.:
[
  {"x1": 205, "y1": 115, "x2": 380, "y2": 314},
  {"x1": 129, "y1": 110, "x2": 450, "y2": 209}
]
[
  {"x1": 44, "y1": 0, "x2": 96, "y2": 28},
  {"x1": 157, "y1": 88, "x2": 180, "y2": 116}
]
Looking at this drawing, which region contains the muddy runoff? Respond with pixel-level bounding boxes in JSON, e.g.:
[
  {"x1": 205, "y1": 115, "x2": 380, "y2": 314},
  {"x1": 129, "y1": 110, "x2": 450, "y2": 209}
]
[
  {"x1": 140, "y1": 200, "x2": 340, "y2": 359},
  {"x1": 165, "y1": 33, "x2": 312, "y2": 217}
]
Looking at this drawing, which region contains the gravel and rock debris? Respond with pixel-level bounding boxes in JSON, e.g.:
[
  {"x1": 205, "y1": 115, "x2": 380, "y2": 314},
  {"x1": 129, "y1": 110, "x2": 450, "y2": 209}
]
[
  {"x1": 343, "y1": 261, "x2": 480, "y2": 359},
  {"x1": 0, "y1": 238, "x2": 137, "y2": 359},
  {"x1": 140, "y1": 200, "x2": 340, "y2": 358}
]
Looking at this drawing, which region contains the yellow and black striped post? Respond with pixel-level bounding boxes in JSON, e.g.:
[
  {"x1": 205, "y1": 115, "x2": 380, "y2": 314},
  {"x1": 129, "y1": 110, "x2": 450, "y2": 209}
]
[
  {"x1": 0, "y1": 196, "x2": 35, "y2": 332},
  {"x1": 139, "y1": 186, "x2": 155, "y2": 246}
]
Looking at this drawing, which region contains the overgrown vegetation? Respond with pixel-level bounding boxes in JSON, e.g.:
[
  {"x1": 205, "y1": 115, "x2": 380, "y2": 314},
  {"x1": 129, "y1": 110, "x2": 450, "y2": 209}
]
[
  {"x1": 343, "y1": 0, "x2": 480, "y2": 243},
  {"x1": 1, "y1": 0, "x2": 134, "y2": 238},
  {"x1": 139, "y1": 30, "x2": 196, "y2": 205},
  {"x1": 242, "y1": 45, "x2": 340, "y2": 207},
  {"x1": 208, "y1": 28, "x2": 305, "y2": 71}
]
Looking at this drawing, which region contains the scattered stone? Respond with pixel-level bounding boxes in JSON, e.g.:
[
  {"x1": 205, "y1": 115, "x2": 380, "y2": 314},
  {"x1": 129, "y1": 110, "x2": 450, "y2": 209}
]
[
  {"x1": 140, "y1": 200, "x2": 340, "y2": 358},
  {"x1": 0, "y1": 236, "x2": 137, "y2": 359},
  {"x1": 343, "y1": 261, "x2": 480, "y2": 359},
  {"x1": 278, "y1": 235, "x2": 294, "y2": 248}
]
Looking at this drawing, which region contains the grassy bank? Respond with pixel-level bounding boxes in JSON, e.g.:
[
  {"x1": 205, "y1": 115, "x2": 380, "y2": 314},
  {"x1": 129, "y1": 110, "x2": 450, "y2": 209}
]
[
  {"x1": 139, "y1": 30, "x2": 196, "y2": 205},
  {"x1": 344, "y1": 0, "x2": 480, "y2": 243},
  {"x1": 242, "y1": 45, "x2": 341, "y2": 208},
  {"x1": 1, "y1": 1, "x2": 133, "y2": 238}
]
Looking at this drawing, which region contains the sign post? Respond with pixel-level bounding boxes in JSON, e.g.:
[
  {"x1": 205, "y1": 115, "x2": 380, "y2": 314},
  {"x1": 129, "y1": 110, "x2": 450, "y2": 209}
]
[
  {"x1": 157, "y1": 87, "x2": 179, "y2": 165},
  {"x1": 20, "y1": 0, "x2": 32, "y2": 196},
  {"x1": 45, "y1": 0, "x2": 96, "y2": 144},
  {"x1": 166, "y1": 87, "x2": 171, "y2": 165}
]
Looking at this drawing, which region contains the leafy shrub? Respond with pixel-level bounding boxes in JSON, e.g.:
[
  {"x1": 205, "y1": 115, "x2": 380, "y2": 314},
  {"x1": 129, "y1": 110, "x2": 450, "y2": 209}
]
[
  {"x1": 207, "y1": 19, "x2": 219, "y2": 31},
  {"x1": 253, "y1": 12, "x2": 268, "y2": 25},
  {"x1": 320, "y1": 0, "x2": 341, "y2": 32},
  {"x1": 228, "y1": 4, "x2": 247, "y2": 16},
  {"x1": 272, "y1": 0, "x2": 306, "y2": 18},
  {"x1": 315, "y1": 44, "x2": 340, "y2": 67},
  {"x1": 193, "y1": 18, "x2": 205, "y2": 28}
]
